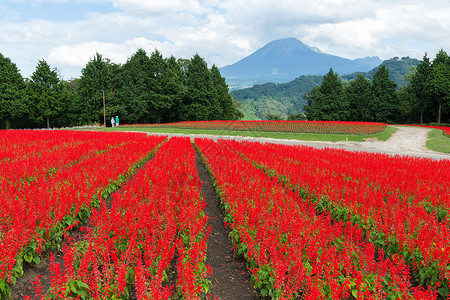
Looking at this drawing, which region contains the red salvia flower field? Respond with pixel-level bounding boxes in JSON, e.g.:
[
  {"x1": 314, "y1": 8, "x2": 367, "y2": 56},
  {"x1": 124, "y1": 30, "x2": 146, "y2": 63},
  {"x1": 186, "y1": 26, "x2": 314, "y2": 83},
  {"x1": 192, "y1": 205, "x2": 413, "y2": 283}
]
[
  {"x1": 0, "y1": 126, "x2": 448, "y2": 299},
  {"x1": 123, "y1": 120, "x2": 388, "y2": 135}
]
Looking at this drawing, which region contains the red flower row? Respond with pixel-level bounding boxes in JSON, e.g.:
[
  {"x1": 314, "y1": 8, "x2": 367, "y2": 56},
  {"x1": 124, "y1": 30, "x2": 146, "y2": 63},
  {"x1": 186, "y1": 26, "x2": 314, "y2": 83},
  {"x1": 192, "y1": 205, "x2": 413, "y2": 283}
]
[
  {"x1": 37, "y1": 137, "x2": 210, "y2": 299},
  {"x1": 222, "y1": 139, "x2": 450, "y2": 297},
  {"x1": 123, "y1": 120, "x2": 388, "y2": 135},
  {"x1": 195, "y1": 138, "x2": 436, "y2": 299},
  {"x1": 0, "y1": 130, "x2": 166, "y2": 298}
]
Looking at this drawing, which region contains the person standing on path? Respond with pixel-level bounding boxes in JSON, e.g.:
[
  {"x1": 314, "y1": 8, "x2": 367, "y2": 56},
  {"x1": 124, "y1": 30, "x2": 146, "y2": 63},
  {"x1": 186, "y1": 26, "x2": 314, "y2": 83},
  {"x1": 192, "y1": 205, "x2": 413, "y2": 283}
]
[
  {"x1": 115, "y1": 116, "x2": 119, "y2": 126},
  {"x1": 111, "y1": 117, "x2": 115, "y2": 127}
]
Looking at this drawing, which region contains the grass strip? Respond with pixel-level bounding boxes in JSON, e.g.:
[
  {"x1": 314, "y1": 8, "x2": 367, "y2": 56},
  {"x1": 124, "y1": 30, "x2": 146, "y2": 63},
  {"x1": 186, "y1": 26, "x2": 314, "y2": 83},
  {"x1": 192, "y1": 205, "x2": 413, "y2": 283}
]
[{"x1": 426, "y1": 129, "x2": 450, "y2": 153}]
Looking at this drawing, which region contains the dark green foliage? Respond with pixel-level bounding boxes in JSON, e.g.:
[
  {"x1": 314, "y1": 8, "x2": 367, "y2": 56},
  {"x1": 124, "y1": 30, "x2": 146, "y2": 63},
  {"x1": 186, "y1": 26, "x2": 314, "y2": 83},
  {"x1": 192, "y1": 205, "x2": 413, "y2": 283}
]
[
  {"x1": 427, "y1": 50, "x2": 450, "y2": 124},
  {"x1": 211, "y1": 65, "x2": 243, "y2": 120},
  {"x1": 181, "y1": 53, "x2": 221, "y2": 120},
  {"x1": 370, "y1": 65, "x2": 399, "y2": 123},
  {"x1": 115, "y1": 50, "x2": 239, "y2": 124},
  {"x1": 0, "y1": 53, "x2": 26, "y2": 129},
  {"x1": 147, "y1": 50, "x2": 174, "y2": 123},
  {"x1": 304, "y1": 69, "x2": 348, "y2": 121},
  {"x1": 409, "y1": 54, "x2": 433, "y2": 124},
  {"x1": 304, "y1": 66, "x2": 400, "y2": 123},
  {"x1": 27, "y1": 59, "x2": 67, "y2": 128},
  {"x1": 161, "y1": 56, "x2": 186, "y2": 123},
  {"x1": 406, "y1": 50, "x2": 450, "y2": 124},
  {"x1": 346, "y1": 74, "x2": 372, "y2": 121},
  {"x1": 116, "y1": 49, "x2": 152, "y2": 124},
  {"x1": 75, "y1": 53, "x2": 118, "y2": 125}
]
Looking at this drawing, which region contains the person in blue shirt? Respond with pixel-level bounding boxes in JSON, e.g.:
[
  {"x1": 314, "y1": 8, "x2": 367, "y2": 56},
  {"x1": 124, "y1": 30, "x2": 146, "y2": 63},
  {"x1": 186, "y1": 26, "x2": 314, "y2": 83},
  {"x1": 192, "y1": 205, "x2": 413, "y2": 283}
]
[{"x1": 115, "y1": 116, "x2": 119, "y2": 126}]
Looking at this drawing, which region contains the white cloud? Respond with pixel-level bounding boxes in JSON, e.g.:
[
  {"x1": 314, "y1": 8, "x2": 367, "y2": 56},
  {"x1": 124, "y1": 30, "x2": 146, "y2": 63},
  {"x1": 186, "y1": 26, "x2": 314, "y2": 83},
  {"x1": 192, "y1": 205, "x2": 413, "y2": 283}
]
[
  {"x1": 46, "y1": 38, "x2": 176, "y2": 68},
  {"x1": 2, "y1": 0, "x2": 450, "y2": 79},
  {"x1": 111, "y1": 0, "x2": 205, "y2": 15}
]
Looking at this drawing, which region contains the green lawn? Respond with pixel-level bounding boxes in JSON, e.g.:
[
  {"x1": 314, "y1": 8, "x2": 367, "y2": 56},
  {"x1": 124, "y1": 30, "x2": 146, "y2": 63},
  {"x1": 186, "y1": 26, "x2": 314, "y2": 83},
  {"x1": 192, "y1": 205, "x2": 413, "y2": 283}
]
[
  {"x1": 426, "y1": 129, "x2": 450, "y2": 153},
  {"x1": 107, "y1": 125, "x2": 398, "y2": 142}
]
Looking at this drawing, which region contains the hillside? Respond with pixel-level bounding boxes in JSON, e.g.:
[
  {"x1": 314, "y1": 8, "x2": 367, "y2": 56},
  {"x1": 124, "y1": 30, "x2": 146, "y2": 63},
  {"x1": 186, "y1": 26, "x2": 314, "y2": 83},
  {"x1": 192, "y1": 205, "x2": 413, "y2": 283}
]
[
  {"x1": 232, "y1": 57, "x2": 420, "y2": 120},
  {"x1": 342, "y1": 56, "x2": 420, "y2": 86},
  {"x1": 220, "y1": 38, "x2": 382, "y2": 89}
]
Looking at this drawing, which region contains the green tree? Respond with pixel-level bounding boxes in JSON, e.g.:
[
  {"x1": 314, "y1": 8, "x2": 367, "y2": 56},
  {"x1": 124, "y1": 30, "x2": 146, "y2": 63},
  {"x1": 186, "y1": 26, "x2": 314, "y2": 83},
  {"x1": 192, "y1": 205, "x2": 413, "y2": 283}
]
[
  {"x1": 147, "y1": 50, "x2": 174, "y2": 123},
  {"x1": 116, "y1": 49, "x2": 152, "y2": 124},
  {"x1": 409, "y1": 54, "x2": 433, "y2": 123},
  {"x1": 210, "y1": 64, "x2": 243, "y2": 120},
  {"x1": 303, "y1": 68, "x2": 347, "y2": 121},
  {"x1": 160, "y1": 55, "x2": 186, "y2": 123},
  {"x1": 27, "y1": 59, "x2": 67, "y2": 128},
  {"x1": 427, "y1": 50, "x2": 450, "y2": 124},
  {"x1": 346, "y1": 74, "x2": 372, "y2": 121},
  {"x1": 182, "y1": 54, "x2": 221, "y2": 120},
  {"x1": 0, "y1": 53, "x2": 26, "y2": 129},
  {"x1": 371, "y1": 65, "x2": 399, "y2": 123},
  {"x1": 62, "y1": 78, "x2": 81, "y2": 126},
  {"x1": 76, "y1": 53, "x2": 116, "y2": 125},
  {"x1": 303, "y1": 86, "x2": 321, "y2": 120}
]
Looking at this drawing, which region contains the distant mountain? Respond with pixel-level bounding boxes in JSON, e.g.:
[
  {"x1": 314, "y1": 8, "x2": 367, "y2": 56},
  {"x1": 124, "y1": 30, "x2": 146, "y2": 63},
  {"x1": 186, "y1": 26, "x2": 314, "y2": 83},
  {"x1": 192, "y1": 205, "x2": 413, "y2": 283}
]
[
  {"x1": 220, "y1": 38, "x2": 382, "y2": 89},
  {"x1": 232, "y1": 56, "x2": 420, "y2": 120}
]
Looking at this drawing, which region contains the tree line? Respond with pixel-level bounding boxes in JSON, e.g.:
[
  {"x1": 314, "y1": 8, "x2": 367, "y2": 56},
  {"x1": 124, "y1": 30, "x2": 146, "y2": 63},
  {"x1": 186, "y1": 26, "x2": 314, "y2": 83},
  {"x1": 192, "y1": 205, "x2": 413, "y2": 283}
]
[
  {"x1": 0, "y1": 49, "x2": 243, "y2": 129},
  {"x1": 304, "y1": 50, "x2": 450, "y2": 124}
]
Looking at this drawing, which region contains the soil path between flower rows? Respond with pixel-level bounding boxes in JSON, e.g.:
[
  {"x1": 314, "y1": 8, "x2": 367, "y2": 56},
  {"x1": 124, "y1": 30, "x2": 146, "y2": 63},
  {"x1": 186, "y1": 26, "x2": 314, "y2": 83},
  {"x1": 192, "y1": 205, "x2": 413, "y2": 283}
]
[{"x1": 195, "y1": 149, "x2": 264, "y2": 300}]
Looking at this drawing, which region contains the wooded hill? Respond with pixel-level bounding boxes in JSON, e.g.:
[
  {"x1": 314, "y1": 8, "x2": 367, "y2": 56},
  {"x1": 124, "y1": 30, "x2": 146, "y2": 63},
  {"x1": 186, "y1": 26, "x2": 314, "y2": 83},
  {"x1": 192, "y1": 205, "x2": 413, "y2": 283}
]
[{"x1": 232, "y1": 57, "x2": 420, "y2": 120}]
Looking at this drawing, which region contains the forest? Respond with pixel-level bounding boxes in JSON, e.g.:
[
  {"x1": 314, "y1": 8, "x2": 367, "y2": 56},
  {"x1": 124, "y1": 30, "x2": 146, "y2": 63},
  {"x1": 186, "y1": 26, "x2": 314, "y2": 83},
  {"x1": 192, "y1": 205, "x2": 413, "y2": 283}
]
[
  {"x1": 304, "y1": 50, "x2": 450, "y2": 124},
  {"x1": 0, "y1": 49, "x2": 243, "y2": 129}
]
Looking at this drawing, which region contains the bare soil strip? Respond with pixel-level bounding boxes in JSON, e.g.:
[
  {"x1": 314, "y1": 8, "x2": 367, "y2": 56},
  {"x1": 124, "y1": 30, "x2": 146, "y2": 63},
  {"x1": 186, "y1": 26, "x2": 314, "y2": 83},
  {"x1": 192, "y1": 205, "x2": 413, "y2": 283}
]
[{"x1": 195, "y1": 148, "x2": 263, "y2": 300}]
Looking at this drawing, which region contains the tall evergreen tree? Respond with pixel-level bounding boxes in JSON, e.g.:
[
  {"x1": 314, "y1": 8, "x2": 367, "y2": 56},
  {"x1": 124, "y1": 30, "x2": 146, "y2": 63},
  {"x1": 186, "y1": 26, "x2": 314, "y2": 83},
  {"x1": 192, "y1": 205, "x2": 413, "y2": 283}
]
[
  {"x1": 76, "y1": 53, "x2": 115, "y2": 125},
  {"x1": 182, "y1": 54, "x2": 221, "y2": 120},
  {"x1": 210, "y1": 64, "x2": 243, "y2": 120},
  {"x1": 62, "y1": 78, "x2": 81, "y2": 126},
  {"x1": 0, "y1": 53, "x2": 26, "y2": 129},
  {"x1": 27, "y1": 59, "x2": 66, "y2": 128},
  {"x1": 160, "y1": 55, "x2": 185, "y2": 123},
  {"x1": 303, "y1": 86, "x2": 321, "y2": 120},
  {"x1": 346, "y1": 74, "x2": 372, "y2": 121},
  {"x1": 427, "y1": 49, "x2": 450, "y2": 124},
  {"x1": 303, "y1": 68, "x2": 347, "y2": 121},
  {"x1": 117, "y1": 49, "x2": 152, "y2": 124},
  {"x1": 371, "y1": 65, "x2": 399, "y2": 123},
  {"x1": 148, "y1": 50, "x2": 173, "y2": 123},
  {"x1": 409, "y1": 54, "x2": 433, "y2": 124}
]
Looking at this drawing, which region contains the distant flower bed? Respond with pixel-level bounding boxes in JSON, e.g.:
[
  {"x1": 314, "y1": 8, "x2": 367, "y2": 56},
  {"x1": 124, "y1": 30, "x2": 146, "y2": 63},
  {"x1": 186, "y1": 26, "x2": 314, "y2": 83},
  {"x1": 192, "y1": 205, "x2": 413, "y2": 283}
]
[
  {"x1": 419, "y1": 125, "x2": 450, "y2": 137},
  {"x1": 124, "y1": 120, "x2": 388, "y2": 135}
]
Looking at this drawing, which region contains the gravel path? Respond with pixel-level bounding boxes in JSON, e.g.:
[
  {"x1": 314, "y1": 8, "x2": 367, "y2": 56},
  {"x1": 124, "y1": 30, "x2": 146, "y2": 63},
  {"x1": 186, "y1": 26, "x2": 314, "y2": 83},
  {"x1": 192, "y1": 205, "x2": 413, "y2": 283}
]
[{"x1": 146, "y1": 126, "x2": 450, "y2": 161}]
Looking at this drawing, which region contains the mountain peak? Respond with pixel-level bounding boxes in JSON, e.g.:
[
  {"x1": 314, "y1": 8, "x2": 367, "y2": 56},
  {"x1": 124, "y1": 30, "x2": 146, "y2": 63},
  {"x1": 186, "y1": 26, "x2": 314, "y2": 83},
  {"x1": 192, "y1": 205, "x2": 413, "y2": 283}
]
[
  {"x1": 258, "y1": 38, "x2": 324, "y2": 57},
  {"x1": 220, "y1": 38, "x2": 382, "y2": 88}
]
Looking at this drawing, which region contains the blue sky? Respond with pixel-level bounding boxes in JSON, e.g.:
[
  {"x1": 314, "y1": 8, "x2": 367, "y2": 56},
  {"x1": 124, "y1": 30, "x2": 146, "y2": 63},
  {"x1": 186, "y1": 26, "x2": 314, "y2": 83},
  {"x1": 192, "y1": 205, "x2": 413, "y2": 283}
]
[{"x1": 1, "y1": 0, "x2": 450, "y2": 79}]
